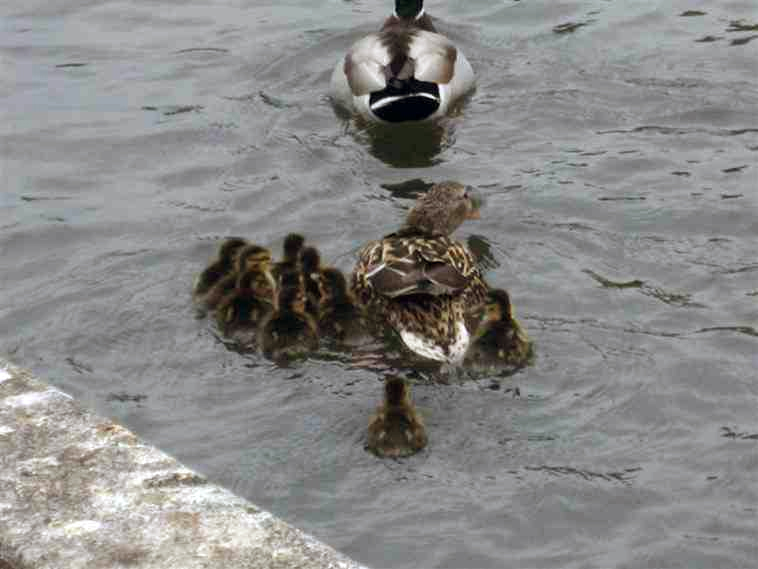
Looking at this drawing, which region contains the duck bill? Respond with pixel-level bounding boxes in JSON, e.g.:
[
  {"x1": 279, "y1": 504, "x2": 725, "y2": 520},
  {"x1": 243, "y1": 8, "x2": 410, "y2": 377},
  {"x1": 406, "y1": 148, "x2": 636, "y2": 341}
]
[{"x1": 466, "y1": 187, "x2": 483, "y2": 219}]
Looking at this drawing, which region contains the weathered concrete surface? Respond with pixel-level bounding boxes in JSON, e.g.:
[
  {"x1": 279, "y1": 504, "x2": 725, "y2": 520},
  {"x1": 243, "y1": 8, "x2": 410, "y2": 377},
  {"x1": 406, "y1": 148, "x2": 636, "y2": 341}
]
[{"x1": 0, "y1": 358, "x2": 368, "y2": 569}]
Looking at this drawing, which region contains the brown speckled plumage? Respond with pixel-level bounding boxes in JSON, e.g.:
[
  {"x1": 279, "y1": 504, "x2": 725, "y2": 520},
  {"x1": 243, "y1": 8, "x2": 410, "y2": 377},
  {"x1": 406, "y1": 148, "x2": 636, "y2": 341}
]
[{"x1": 351, "y1": 181, "x2": 487, "y2": 361}]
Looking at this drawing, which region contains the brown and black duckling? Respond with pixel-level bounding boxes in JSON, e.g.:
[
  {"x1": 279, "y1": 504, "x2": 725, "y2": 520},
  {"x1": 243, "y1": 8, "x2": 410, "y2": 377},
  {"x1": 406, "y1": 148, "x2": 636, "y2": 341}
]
[
  {"x1": 216, "y1": 266, "x2": 277, "y2": 333},
  {"x1": 366, "y1": 376, "x2": 427, "y2": 458},
  {"x1": 318, "y1": 267, "x2": 368, "y2": 344},
  {"x1": 193, "y1": 237, "x2": 248, "y2": 299},
  {"x1": 272, "y1": 233, "x2": 305, "y2": 281},
  {"x1": 260, "y1": 274, "x2": 319, "y2": 361},
  {"x1": 203, "y1": 244, "x2": 275, "y2": 311},
  {"x1": 352, "y1": 181, "x2": 487, "y2": 363},
  {"x1": 465, "y1": 289, "x2": 532, "y2": 367},
  {"x1": 300, "y1": 246, "x2": 327, "y2": 318}
]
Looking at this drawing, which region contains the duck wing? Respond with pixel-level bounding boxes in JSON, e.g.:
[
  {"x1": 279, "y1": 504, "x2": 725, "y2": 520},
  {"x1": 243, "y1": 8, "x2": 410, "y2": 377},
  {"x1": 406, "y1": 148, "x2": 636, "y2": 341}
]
[
  {"x1": 364, "y1": 236, "x2": 476, "y2": 298},
  {"x1": 344, "y1": 34, "x2": 391, "y2": 96},
  {"x1": 408, "y1": 30, "x2": 457, "y2": 85}
]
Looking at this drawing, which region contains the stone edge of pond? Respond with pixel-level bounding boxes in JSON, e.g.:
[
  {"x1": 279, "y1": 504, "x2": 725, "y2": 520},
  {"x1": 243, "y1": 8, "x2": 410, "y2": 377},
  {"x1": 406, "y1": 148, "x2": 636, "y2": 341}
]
[{"x1": 0, "y1": 358, "x2": 368, "y2": 569}]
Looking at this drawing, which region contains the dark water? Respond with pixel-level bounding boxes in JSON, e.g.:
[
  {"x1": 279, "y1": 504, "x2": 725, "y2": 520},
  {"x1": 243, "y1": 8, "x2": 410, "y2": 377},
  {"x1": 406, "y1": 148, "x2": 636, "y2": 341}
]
[{"x1": 2, "y1": 0, "x2": 757, "y2": 567}]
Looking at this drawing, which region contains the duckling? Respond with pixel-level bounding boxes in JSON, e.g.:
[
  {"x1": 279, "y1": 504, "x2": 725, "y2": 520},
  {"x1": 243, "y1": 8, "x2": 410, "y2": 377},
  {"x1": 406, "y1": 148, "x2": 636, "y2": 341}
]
[
  {"x1": 193, "y1": 237, "x2": 248, "y2": 299},
  {"x1": 272, "y1": 233, "x2": 305, "y2": 281},
  {"x1": 260, "y1": 274, "x2": 319, "y2": 361},
  {"x1": 352, "y1": 181, "x2": 487, "y2": 363},
  {"x1": 203, "y1": 244, "x2": 275, "y2": 311},
  {"x1": 300, "y1": 246, "x2": 326, "y2": 319},
  {"x1": 331, "y1": 0, "x2": 475, "y2": 123},
  {"x1": 216, "y1": 266, "x2": 277, "y2": 333},
  {"x1": 318, "y1": 267, "x2": 368, "y2": 344},
  {"x1": 465, "y1": 289, "x2": 532, "y2": 367},
  {"x1": 366, "y1": 376, "x2": 427, "y2": 458}
]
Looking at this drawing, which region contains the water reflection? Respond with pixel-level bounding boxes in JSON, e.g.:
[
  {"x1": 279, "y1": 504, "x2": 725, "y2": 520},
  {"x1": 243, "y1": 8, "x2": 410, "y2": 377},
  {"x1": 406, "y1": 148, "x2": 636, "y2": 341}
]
[
  {"x1": 379, "y1": 178, "x2": 434, "y2": 200},
  {"x1": 467, "y1": 235, "x2": 500, "y2": 271},
  {"x1": 353, "y1": 120, "x2": 452, "y2": 168}
]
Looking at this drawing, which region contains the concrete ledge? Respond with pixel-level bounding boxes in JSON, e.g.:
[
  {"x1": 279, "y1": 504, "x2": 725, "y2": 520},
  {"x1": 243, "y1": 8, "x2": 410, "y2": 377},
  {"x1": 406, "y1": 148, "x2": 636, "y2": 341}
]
[{"x1": 0, "y1": 358, "x2": 367, "y2": 569}]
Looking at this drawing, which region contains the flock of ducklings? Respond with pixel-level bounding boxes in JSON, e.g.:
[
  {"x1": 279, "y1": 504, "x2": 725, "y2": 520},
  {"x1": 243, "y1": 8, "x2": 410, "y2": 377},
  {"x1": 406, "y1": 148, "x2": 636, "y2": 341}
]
[
  {"x1": 194, "y1": 234, "x2": 363, "y2": 359},
  {"x1": 194, "y1": 0, "x2": 534, "y2": 457}
]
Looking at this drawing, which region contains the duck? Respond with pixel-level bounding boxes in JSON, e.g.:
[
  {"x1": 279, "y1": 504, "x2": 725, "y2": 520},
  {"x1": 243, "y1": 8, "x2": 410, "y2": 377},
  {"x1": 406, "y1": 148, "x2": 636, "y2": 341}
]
[
  {"x1": 317, "y1": 267, "x2": 368, "y2": 344},
  {"x1": 366, "y1": 375, "x2": 427, "y2": 457},
  {"x1": 216, "y1": 266, "x2": 277, "y2": 333},
  {"x1": 193, "y1": 237, "x2": 248, "y2": 299},
  {"x1": 330, "y1": 0, "x2": 475, "y2": 124},
  {"x1": 271, "y1": 233, "x2": 305, "y2": 282},
  {"x1": 465, "y1": 288, "x2": 532, "y2": 367},
  {"x1": 351, "y1": 181, "x2": 487, "y2": 363},
  {"x1": 201, "y1": 244, "x2": 275, "y2": 311},
  {"x1": 300, "y1": 246, "x2": 326, "y2": 319},
  {"x1": 260, "y1": 272, "x2": 319, "y2": 361}
]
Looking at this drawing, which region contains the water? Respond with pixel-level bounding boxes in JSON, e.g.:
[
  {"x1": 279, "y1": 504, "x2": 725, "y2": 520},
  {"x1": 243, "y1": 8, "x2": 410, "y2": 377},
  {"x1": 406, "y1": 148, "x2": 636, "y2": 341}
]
[{"x1": 2, "y1": 0, "x2": 757, "y2": 566}]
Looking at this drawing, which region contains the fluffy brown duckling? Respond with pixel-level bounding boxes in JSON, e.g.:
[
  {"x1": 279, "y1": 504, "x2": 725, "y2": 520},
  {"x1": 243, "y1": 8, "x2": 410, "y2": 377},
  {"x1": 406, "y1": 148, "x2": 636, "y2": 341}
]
[
  {"x1": 216, "y1": 266, "x2": 277, "y2": 332},
  {"x1": 318, "y1": 267, "x2": 367, "y2": 344},
  {"x1": 202, "y1": 244, "x2": 275, "y2": 311},
  {"x1": 272, "y1": 233, "x2": 305, "y2": 281},
  {"x1": 260, "y1": 273, "x2": 319, "y2": 361},
  {"x1": 193, "y1": 237, "x2": 248, "y2": 299},
  {"x1": 300, "y1": 246, "x2": 326, "y2": 319},
  {"x1": 366, "y1": 376, "x2": 427, "y2": 458},
  {"x1": 465, "y1": 289, "x2": 532, "y2": 367}
]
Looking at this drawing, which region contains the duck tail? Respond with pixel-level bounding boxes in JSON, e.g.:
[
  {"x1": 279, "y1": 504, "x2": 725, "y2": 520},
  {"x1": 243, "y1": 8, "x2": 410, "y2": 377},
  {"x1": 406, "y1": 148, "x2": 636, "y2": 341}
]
[{"x1": 368, "y1": 72, "x2": 440, "y2": 122}]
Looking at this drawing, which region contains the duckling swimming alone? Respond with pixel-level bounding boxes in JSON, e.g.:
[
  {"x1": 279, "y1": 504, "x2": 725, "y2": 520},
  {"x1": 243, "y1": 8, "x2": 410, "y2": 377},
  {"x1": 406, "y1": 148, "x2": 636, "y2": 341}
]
[
  {"x1": 366, "y1": 376, "x2": 427, "y2": 458},
  {"x1": 193, "y1": 237, "x2": 248, "y2": 299},
  {"x1": 465, "y1": 288, "x2": 532, "y2": 367},
  {"x1": 352, "y1": 181, "x2": 487, "y2": 363},
  {"x1": 331, "y1": 0, "x2": 475, "y2": 123},
  {"x1": 260, "y1": 273, "x2": 319, "y2": 361}
]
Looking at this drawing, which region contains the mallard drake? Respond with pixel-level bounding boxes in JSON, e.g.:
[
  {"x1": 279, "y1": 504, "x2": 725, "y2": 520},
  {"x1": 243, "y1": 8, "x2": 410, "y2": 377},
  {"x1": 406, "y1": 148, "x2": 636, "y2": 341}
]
[
  {"x1": 260, "y1": 274, "x2": 319, "y2": 361},
  {"x1": 465, "y1": 289, "x2": 532, "y2": 367},
  {"x1": 352, "y1": 181, "x2": 487, "y2": 363},
  {"x1": 201, "y1": 244, "x2": 274, "y2": 311},
  {"x1": 331, "y1": 0, "x2": 475, "y2": 123},
  {"x1": 318, "y1": 267, "x2": 368, "y2": 344},
  {"x1": 272, "y1": 233, "x2": 305, "y2": 281},
  {"x1": 366, "y1": 376, "x2": 427, "y2": 457},
  {"x1": 193, "y1": 237, "x2": 248, "y2": 299}
]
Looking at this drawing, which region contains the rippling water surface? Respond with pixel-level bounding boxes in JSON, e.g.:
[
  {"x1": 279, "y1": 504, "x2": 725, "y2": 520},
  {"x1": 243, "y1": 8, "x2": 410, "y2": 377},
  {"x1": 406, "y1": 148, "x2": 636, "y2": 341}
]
[{"x1": 2, "y1": 1, "x2": 757, "y2": 567}]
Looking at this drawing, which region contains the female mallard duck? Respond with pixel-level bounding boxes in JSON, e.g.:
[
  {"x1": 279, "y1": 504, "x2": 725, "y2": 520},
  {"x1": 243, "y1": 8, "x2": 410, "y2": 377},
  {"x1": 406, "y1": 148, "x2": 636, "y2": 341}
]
[
  {"x1": 201, "y1": 244, "x2": 275, "y2": 311},
  {"x1": 260, "y1": 273, "x2": 319, "y2": 360},
  {"x1": 351, "y1": 181, "x2": 487, "y2": 363},
  {"x1": 331, "y1": 0, "x2": 475, "y2": 123},
  {"x1": 367, "y1": 376, "x2": 427, "y2": 457},
  {"x1": 193, "y1": 237, "x2": 248, "y2": 299},
  {"x1": 465, "y1": 289, "x2": 532, "y2": 367},
  {"x1": 318, "y1": 267, "x2": 368, "y2": 344}
]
